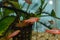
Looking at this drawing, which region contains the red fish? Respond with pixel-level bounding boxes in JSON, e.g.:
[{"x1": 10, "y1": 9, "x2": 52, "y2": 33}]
[
  {"x1": 24, "y1": 17, "x2": 39, "y2": 24},
  {"x1": 25, "y1": 0, "x2": 32, "y2": 4},
  {"x1": 7, "y1": 30, "x2": 20, "y2": 39},
  {"x1": 46, "y1": 29, "x2": 60, "y2": 34}
]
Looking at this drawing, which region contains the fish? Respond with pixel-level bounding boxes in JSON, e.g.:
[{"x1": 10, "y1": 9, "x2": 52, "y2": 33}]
[
  {"x1": 46, "y1": 28, "x2": 60, "y2": 34},
  {"x1": 7, "y1": 30, "x2": 20, "y2": 39},
  {"x1": 24, "y1": 17, "x2": 39, "y2": 24},
  {"x1": 25, "y1": 0, "x2": 32, "y2": 4}
]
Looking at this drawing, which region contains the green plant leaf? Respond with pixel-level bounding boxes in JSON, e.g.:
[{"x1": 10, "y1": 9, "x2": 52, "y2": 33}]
[
  {"x1": 51, "y1": 10, "x2": 56, "y2": 17},
  {"x1": 3, "y1": 9, "x2": 14, "y2": 16},
  {"x1": 40, "y1": 0, "x2": 45, "y2": 8},
  {"x1": 9, "y1": 1, "x2": 22, "y2": 9},
  {"x1": 0, "y1": 8, "x2": 2, "y2": 15},
  {"x1": 0, "y1": 12, "x2": 1, "y2": 15},
  {"x1": 3, "y1": 1, "x2": 22, "y2": 16},
  {"x1": 38, "y1": 0, "x2": 47, "y2": 15},
  {"x1": 0, "y1": 16, "x2": 15, "y2": 36},
  {"x1": 42, "y1": 2, "x2": 48, "y2": 10}
]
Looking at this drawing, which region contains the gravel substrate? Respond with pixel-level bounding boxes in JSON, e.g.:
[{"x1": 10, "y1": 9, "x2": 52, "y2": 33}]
[
  {"x1": 31, "y1": 31, "x2": 60, "y2": 40},
  {"x1": 0, "y1": 31, "x2": 60, "y2": 40}
]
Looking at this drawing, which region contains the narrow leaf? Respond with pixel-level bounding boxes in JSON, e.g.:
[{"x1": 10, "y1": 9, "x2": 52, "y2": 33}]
[
  {"x1": 3, "y1": 8, "x2": 14, "y2": 16},
  {"x1": 40, "y1": 0, "x2": 45, "y2": 8},
  {"x1": 9, "y1": 1, "x2": 21, "y2": 9},
  {"x1": 42, "y1": 2, "x2": 48, "y2": 10},
  {"x1": 51, "y1": 10, "x2": 56, "y2": 17},
  {"x1": 0, "y1": 16, "x2": 15, "y2": 36}
]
